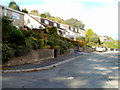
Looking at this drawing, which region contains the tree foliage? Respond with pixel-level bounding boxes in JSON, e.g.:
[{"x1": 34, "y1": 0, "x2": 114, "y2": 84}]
[
  {"x1": 85, "y1": 29, "x2": 101, "y2": 45},
  {"x1": 30, "y1": 10, "x2": 39, "y2": 16},
  {"x1": 8, "y1": 0, "x2": 20, "y2": 11},
  {"x1": 22, "y1": 8, "x2": 28, "y2": 13},
  {"x1": 85, "y1": 29, "x2": 95, "y2": 38},
  {"x1": 40, "y1": 12, "x2": 51, "y2": 18},
  {"x1": 89, "y1": 36, "x2": 101, "y2": 44},
  {"x1": 66, "y1": 18, "x2": 85, "y2": 29}
]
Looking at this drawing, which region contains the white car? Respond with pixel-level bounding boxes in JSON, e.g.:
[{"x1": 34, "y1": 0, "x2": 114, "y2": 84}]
[{"x1": 96, "y1": 46, "x2": 107, "y2": 52}]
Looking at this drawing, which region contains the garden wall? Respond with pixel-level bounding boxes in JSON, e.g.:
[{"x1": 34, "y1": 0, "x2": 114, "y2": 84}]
[
  {"x1": 54, "y1": 48, "x2": 75, "y2": 57},
  {"x1": 3, "y1": 48, "x2": 75, "y2": 67},
  {"x1": 79, "y1": 47, "x2": 95, "y2": 52},
  {"x1": 84, "y1": 48, "x2": 95, "y2": 52},
  {"x1": 69, "y1": 49, "x2": 74, "y2": 54},
  {"x1": 3, "y1": 49, "x2": 54, "y2": 67}
]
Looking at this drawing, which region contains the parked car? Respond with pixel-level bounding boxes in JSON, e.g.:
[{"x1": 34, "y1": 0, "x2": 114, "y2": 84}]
[
  {"x1": 96, "y1": 46, "x2": 107, "y2": 52},
  {"x1": 86, "y1": 45, "x2": 92, "y2": 48}
]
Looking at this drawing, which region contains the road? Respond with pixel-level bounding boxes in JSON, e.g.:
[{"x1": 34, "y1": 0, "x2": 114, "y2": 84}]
[{"x1": 2, "y1": 51, "x2": 119, "y2": 88}]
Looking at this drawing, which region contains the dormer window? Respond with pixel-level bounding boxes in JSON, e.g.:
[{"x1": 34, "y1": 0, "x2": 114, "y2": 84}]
[
  {"x1": 71, "y1": 27, "x2": 73, "y2": 31},
  {"x1": 54, "y1": 23, "x2": 57, "y2": 27},
  {"x1": 44, "y1": 20, "x2": 49, "y2": 25},
  {"x1": 75, "y1": 28, "x2": 77, "y2": 32}
]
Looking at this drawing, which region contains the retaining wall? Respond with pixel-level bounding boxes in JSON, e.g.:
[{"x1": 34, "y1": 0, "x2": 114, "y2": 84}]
[
  {"x1": 84, "y1": 48, "x2": 94, "y2": 52},
  {"x1": 3, "y1": 49, "x2": 54, "y2": 67},
  {"x1": 3, "y1": 48, "x2": 75, "y2": 67}
]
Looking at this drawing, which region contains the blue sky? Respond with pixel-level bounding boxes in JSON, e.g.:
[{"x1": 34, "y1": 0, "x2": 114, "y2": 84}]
[
  {"x1": 0, "y1": 0, "x2": 45, "y2": 5},
  {"x1": 0, "y1": 0, "x2": 119, "y2": 40},
  {"x1": 81, "y1": 2, "x2": 105, "y2": 7},
  {"x1": 0, "y1": 0, "x2": 115, "y2": 8}
]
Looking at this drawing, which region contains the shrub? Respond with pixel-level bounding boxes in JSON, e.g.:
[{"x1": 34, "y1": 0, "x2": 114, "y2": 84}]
[
  {"x1": 60, "y1": 41, "x2": 69, "y2": 49},
  {"x1": 43, "y1": 45, "x2": 51, "y2": 49},
  {"x1": 38, "y1": 39, "x2": 44, "y2": 49},
  {"x1": 14, "y1": 45, "x2": 26, "y2": 56},
  {"x1": 47, "y1": 35, "x2": 61, "y2": 48},
  {"x1": 47, "y1": 41, "x2": 54, "y2": 48},
  {"x1": 68, "y1": 43, "x2": 74, "y2": 48},
  {"x1": 32, "y1": 32, "x2": 42, "y2": 39},
  {"x1": 9, "y1": 29, "x2": 25, "y2": 45},
  {"x1": 14, "y1": 43, "x2": 32, "y2": 57},
  {"x1": 77, "y1": 40, "x2": 86, "y2": 47},
  {"x1": 25, "y1": 37, "x2": 39, "y2": 50},
  {"x1": 25, "y1": 37, "x2": 45, "y2": 50},
  {"x1": 2, "y1": 17, "x2": 25, "y2": 45},
  {"x1": 2, "y1": 23, "x2": 13, "y2": 42},
  {"x1": 21, "y1": 30, "x2": 29, "y2": 38},
  {"x1": 2, "y1": 44, "x2": 15, "y2": 63},
  {"x1": 60, "y1": 47, "x2": 65, "y2": 55},
  {"x1": 45, "y1": 26, "x2": 58, "y2": 35}
]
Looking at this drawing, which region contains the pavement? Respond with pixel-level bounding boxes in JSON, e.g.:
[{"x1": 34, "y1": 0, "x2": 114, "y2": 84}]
[{"x1": 2, "y1": 52, "x2": 89, "y2": 73}]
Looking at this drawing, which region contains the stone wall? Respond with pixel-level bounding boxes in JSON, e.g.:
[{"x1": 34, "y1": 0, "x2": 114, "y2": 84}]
[
  {"x1": 84, "y1": 48, "x2": 95, "y2": 52},
  {"x1": 79, "y1": 47, "x2": 84, "y2": 52},
  {"x1": 3, "y1": 49, "x2": 54, "y2": 67},
  {"x1": 79, "y1": 47, "x2": 95, "y2": 52},
  {"x1": 3, "y1": 48, "x2": 75, "y2": 67},
  {"x1": 54, "y1": 48, "x2": 75, "y2": 57},
  {"x1": 69, "y1": 49, "x2": 74, "y2": 54}
]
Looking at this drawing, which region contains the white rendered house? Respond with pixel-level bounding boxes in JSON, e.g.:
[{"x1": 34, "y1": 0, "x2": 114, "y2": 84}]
[{"x1": 24, "y1": 14, "x2": 45, "y2": 29}]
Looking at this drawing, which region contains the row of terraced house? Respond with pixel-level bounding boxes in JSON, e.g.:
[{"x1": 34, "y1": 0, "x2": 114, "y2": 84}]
[{"x1": 0, "y1": 4, "x2": 86, "y2": 40}]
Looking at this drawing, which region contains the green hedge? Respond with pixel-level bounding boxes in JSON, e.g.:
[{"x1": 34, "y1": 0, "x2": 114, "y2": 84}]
[{"x1": 2, "y1": 44, "x2": 15, "y2": 63}]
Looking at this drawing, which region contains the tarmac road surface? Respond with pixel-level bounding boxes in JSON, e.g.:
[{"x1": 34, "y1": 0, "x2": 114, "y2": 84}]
[{"x1": 2, "y1": 51, "x2": 119, "y2": 88}]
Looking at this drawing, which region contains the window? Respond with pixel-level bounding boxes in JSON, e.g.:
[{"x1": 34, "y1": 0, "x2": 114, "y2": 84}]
[
  {"x1": 12, "y1": 12, "x2": 20, "y2": 19},
  {"x1": 4, "y1": 9, "x2": 7, "y2": 16},
  {"x1": 75, "y1": 28, "x2": 77, "y2": 32},
  {"x1": 54, "y1": 23, "x2": 57, "y2": 27},
  {"x1": 71, "y1": 27, "x2": 73, "y2": 31},
  {"x1": 27, "y1": 19, "x2": 30, "y2": 23},
  {"x1": 44, "y1": 20, "x2": 49, "y2": 24}
]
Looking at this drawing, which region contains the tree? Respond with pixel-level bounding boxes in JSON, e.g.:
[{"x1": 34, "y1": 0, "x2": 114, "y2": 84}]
[
  {"x1": 85, "y1": 29, "x2": 101, "y2": 44},
  {"x1": 22, "y1": 8, "x2": 28, "y2": 13},
  {"x1": 29, "y1": 10, "x2": 39, "y2": 16},
  {"x1": 89, "y1": 36, "x2": 101, "y2": 44},
  {"x1": 44, "y1": 12, "x2": 51, "y2": 17},
  {"x1": 85, "y1": 29, "x2": 95, "y2": 38},
  {"x1": 8, "y1": 0, "x2": 20, "y2": 11},
  {"x1": 40, "y1": 13, "x2": 46, "y2": 18},
  {"x1": 65, "y1": 18, "x2": 85, "y2": 29}
]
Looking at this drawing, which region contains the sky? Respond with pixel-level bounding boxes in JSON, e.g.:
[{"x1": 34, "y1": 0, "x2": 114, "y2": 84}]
[{"x1": 0, "y1": 0, "x2": 119, "y2": 40}]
